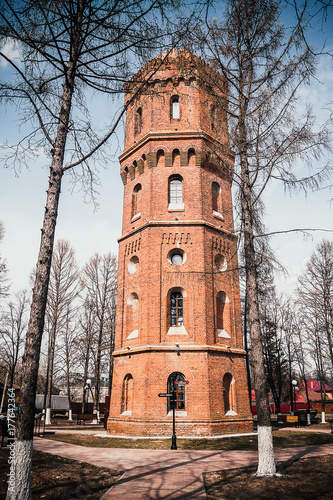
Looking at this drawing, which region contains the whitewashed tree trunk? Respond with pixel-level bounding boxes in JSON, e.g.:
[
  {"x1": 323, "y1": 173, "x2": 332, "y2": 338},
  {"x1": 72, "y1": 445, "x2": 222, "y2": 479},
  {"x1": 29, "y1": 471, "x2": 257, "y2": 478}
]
[
  {"x1": 45, "y1": 408, "x2": 52, "y2": 425},
  {"x1": 68, "y1": 409, "x2": 73, "y2": 421},
  {"x1": 257, "y1": 426, "x2": 276, "y2": 476},
  {"x1": 6, "y1": 441, "x2": 33, "y2": 500},
  {"x1": 321, "y1": 411, "x2": 326, "y2": 423}
]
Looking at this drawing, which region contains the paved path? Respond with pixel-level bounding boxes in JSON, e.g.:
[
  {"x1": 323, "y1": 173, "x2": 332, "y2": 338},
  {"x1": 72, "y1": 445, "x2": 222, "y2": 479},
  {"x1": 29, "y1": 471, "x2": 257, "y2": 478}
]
[{"x1": 33, "y1": 438, "x2": 333, "y2": 499}]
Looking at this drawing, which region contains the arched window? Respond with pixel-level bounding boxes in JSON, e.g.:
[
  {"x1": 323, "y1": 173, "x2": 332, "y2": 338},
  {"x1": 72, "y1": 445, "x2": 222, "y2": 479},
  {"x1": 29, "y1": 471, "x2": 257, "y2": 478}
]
[
  {"x1": 212, "y1": 182, "x2": 220, "y2": 213},
  {"x1": 126, "y1": 292, "x2": 139, "y2": 339},
  {"x1": 169, "y1": 176, "x2": 183, "y2": 207},
  {"x1": 167, "y1": 372, "x2": 186, "y2": 411},
  {"x1": 170, "y1": 291, "x2": 183, "y2": 326},
  {"x1": 210, "y1": 105, "x2": 216, "y2": 129},
  {"x1": 134, "y1": 107, "x2": 142, "y2": 135},
  {"x1": 223, "y1": 373, "x2": 235, "y2": 414},
  {"x1": 216, "y1": 291, "x2": 230, "y2": 338},
  {"x1": 121, "y1": 374, "x2": 133, "y2": 414},
  {"x1": 171, "y1": 95, "x2": 179, "y2": 119},
  {"x1": 132, "y1": 184, "x2": 142, "y2": 219}
]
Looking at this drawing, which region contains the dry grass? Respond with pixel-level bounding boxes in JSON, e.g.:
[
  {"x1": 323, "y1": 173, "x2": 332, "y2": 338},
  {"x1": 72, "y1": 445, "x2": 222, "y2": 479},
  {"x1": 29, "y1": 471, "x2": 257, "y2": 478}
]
[
  {"x1": 204, "y1": 454, "x2": 333, "y2": 499},
  {"x1": 0, "y1": 448, "x2": 121, "y2": 500},
  {"x1": 41, "y1": 428, "x2": 333, "y2": 450}
]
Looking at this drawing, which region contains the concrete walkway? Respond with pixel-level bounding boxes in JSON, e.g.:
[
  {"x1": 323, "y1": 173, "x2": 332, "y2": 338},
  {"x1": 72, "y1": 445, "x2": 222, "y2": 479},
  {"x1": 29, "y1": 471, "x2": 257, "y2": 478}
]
[{"x1": 33, "y1": 437, "x2": 333, "y2": 499}]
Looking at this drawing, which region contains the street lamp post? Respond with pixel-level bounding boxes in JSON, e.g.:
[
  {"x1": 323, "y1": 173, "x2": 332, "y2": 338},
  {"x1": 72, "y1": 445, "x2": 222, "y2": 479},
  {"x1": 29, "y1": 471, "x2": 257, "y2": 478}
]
[
  {"x1": 158, "y1": 380, "x2": 189, "y2": 450},
  {"x1": 85, "y1": 379, "x2": 99, "y2": 424},
  {"x1": 171, "y1": 389, "x2": 177, "y2": 450},
  {"x1": 291, "y1": 380, "x2": 297, "y2": 415}
]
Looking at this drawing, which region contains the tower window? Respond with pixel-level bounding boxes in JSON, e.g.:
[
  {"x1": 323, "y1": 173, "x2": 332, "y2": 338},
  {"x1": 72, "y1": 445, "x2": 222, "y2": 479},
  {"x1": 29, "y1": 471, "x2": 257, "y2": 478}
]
[
  {"x1": 210, "y1": 105, "x2": 216, "y2": 129},
  {"x1": 132, "y1": 183, "x2": 142, "y2": 219},
  {"x1": 212, "y1": 182, "x2": 221, "y2": 213},
  {"x1": 171, "y1": 96, "x2": 179, "y2": 119},
  {"x1": 167, "y1": 372, "x2": 186, "y2": 411},
  {"x1": 214, "y1": 253, "x2": 227, "y2": 272},
  {"x1": 128, "y1": 255, "x2": 139, "y2": 274},
  {"x1": 169, "y1": 176, "x2": 183, "y2": 206},
  {"x1": 126, "y1": 292, "x2": 139, "y2": 339},
  {"x1": 167, "y1": 248, "x2": 186, "y2": 266},
  {"x1": 170, "y1": 291, "x2": 183, "y2": 326},
  {"x1": 223, "y1": 373, "x2": 235, "y2": 414},
  {"x1": 134, "y1": 107, "x2": 142, "y2": 135},
  {"x1": 216, "y1": 291, "x2": 231, "y2": 338},
  {"x1": 121, "y1": 374, "x2": 133, "y2": 414}
]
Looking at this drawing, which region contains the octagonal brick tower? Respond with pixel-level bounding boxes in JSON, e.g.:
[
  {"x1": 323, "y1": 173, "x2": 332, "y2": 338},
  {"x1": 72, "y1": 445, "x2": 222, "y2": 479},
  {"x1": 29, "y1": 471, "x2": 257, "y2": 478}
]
[{"x1": 108, "y1": 50, "x2": 252, "y2": 436}]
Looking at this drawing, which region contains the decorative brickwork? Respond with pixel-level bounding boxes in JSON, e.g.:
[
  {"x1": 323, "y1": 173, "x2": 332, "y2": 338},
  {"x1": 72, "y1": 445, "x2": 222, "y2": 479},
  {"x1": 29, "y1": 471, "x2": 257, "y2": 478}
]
[{"x1": 108, "y1": 50, "x2": 252, "y2": 437}]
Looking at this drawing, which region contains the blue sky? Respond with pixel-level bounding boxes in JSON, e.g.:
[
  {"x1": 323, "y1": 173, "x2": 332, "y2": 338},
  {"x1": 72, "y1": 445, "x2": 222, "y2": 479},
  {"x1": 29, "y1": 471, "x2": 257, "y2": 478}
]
[{"x1": 0, "y1": 3, "x2": 332, "y2": 298}]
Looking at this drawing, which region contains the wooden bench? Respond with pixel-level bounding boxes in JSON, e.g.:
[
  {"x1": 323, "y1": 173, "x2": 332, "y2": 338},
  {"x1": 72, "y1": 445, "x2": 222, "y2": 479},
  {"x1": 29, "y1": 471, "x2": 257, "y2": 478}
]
[
  {"x1": 279, "y1": 415, "x2": 298, "y2": 427},
  {"x1": 297, "y1": 413, "x2": 307, "y2": 426},
  {"x1": 76, "y1": 413, "x2": 94, "y2": 425},
  {"x1": 286, "y1": 415, "x2": 298, "y2": 427}
]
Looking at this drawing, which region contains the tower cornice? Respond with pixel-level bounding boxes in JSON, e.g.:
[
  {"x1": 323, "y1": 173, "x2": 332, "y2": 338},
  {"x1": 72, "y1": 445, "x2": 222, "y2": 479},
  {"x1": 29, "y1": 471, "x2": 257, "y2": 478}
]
[
  {"x1": 119, "y1": 130, "x2": 234, "y2": 164},
  {"x1": 117, "y1": 219, "x2": 238, "y2": 243},
  {"x1": 113, "y1": 344, "x2": 247, "y2": 357}
]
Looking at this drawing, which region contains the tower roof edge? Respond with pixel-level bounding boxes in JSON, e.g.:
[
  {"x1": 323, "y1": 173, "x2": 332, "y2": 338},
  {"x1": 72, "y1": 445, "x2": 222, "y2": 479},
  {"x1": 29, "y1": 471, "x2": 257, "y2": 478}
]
[{"x1": 125, "y1": 49, "x2": 226, "y2": 95}]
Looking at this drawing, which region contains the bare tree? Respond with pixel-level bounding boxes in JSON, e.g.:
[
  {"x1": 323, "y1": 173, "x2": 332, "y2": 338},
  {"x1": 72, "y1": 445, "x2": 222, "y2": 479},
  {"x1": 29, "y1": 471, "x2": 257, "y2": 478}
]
[
  {"x1": 0, "y1": 1, "x2": 206, "y2": 496},
  {"x1": 280, "y1": 299, "x2": 299, "y2": 414},
  {"x1": 291, "y1": 323, "x2": 312, "y2": 412},
  {"x1": 297, "y1": 240, "x2": 333, "y2": 372},
  {"x1": 57, "y1": 303, "x2": 79, "y2": 420},
  {"x1": 81, "y1": 253, "x2": 117, "y2": 420},
  {"x1": 76, "y1": 298, "x2": 97, "y2": 413},
  {"x1": 0, "y1": 221, "x2": 9, "y2": 302},
  {"x1": 297, "y1": 240, "x2": 333, "y2": 421},
  {"x1": 107, "y1": 291, "x2": 117, "y2": 399},
  {"x1": 192, "y1": 0, "x2": 330, "y2": 475},
  {"x1": 43, "y1": 240, "x2": 79, "y2": 425},
  {"x1": 0, "y1": 290, "x2": 29, "y2": 387}
]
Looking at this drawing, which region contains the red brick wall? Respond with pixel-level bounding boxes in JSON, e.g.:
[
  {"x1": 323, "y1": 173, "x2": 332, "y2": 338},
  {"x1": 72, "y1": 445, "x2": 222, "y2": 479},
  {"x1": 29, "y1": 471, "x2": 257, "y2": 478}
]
[{"x1": 108, "y1": 50, "x2": 252, "y2": 436}]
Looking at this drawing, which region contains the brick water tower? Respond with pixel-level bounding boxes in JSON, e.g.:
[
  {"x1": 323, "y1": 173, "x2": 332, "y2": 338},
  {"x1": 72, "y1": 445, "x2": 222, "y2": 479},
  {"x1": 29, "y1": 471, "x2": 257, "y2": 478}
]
[{"x1": 108, "y1": 50, "x2": 252, "y2": 436}]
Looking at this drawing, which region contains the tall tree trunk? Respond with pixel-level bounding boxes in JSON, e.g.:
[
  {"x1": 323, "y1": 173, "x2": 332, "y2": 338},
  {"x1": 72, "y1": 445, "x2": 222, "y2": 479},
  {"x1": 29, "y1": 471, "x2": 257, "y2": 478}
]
[
  {"x1": 108, "y1": 322, "x2": 115, "y2": 399},
  {"x1": 243, "y1": 293, "x2": 252, "y2": 409},
  {"x1": 6, "y1": 64, "x2": 75, "y2": 500},
  {"x1": 0, "y1": 369, "x2": 8, "y2": 414},
  {"x1": 65, "y1": 308, "x2": 73, "y2": 420},
  {"x1": 240, "y1": 132, "x2": 276, "y2": 475},
  {"x1": 94, "y1": 316, "x2": 104, "y2": 419},
  {"x1": 66, "y1": 350, "x2": 72, "y2": 421},
  {"x1": 82, "y1": 339, "x2": 91, "y2": 414},
  {"x1": 45, "y1": 319, "x2": 57, "y2": 425}
]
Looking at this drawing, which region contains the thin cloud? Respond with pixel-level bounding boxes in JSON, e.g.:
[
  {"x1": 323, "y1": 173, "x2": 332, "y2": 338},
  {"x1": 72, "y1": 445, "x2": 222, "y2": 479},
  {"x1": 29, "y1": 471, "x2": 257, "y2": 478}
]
[{"x1": 0, "y1": 38, "x2": 21, "y2": 67}]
